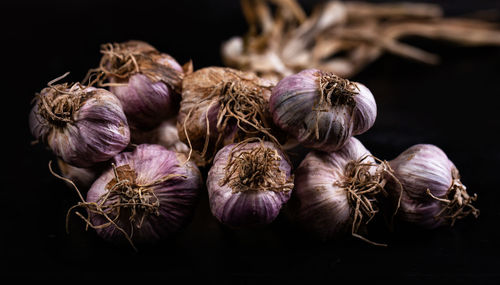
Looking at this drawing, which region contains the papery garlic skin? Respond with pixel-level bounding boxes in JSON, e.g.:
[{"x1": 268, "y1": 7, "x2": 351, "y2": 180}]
[
  {"x1": 177, "y1": 67, "x2": 275, "y2": 164},
  {"x1": 397, "y1": 193, "x2": 445, "y2": 229},
  {"x1": 86, "y1": 144, "x2": 201, "y2": 244},
  {"x1": 389, "y1": 144, "x2": 456, "y2": 200},
  {"x1": 270, "y1": 69, "x2": 376, "y2": 152},
  {"x1": 155, "y1": 119, "x2": 190, "y2": 154},
  {"x1": 293, "y1": 137, "x2": 374, "y2": 240},
  {"x1": 111, "y1": 73, "x2": 181, "y2": 129},
  {"x1": 388, "y1": 144, "x2": 478, "y2": 228},
  {"x1": 206, "y1": 141, "x2": 293, "y2": 228},
  {"x1": 29, "y1": 85, "x2": 130, "y2": 168},
  {"x1": 131, "y1": 118, "x2": 189, "y2": 155}
]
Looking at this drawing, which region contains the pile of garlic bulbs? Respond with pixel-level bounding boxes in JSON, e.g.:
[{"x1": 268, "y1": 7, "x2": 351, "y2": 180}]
[{"x1": 30, "y1": 39, "x2": 479, "y2": 250}]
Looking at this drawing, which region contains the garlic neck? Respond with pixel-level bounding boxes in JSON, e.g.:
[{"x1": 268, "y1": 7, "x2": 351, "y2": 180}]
[
  {"x1": 318, "y1": 71, "x2": 358, "y2": 107},
  {"x1": 427, "y1": 170, "x2": 480, "y2": 225},
  {"x1": 38, "y1": 84, "x2": 88, "y2": 128},
  {"x1": 340, "y1": 155, "x2": 396, "y2": 246},
  {"x1": 104, "y1": 164, "x2": 160, "y2": 227},
  {"x1": 220, "y1": 143, "x2": 292, "y2": 193}
]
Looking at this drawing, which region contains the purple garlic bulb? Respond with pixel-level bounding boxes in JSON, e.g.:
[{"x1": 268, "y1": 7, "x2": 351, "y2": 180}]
[
  {"x1": 294, "y1": 137, "x2": 393, "y2": 244},
  {"x1": 206, "y1": 141, "x2": 293, "y2": 228},
  {"x1": 98, "y1": 40, "x2": 185, "y2": 129},
  {"x1": 84, "y1": 144, "x2": 202, "y2": 247},
  {"x1": 29, "y1": 82, "x2": 130, "y2": 168},
  {"x1": 270, "y1": 69, "x2": 376, "y2": 152},
  {"x1": 177, "y1": 67, "x2": 277, "y2": 165},
  {"x1": 387, "y1": 144, "x2": 479, "y2": 229}
]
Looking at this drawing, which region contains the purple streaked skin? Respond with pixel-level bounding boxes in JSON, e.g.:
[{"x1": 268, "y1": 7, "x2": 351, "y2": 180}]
[
  {"x1": 389, "y1": 144, "x2": 456, "y2": 200},
  {"x1": 206, "y1": 102, "x2": 239, "y2": 146},
  {"x1": 293, "y1": 137, "x2": 374, "y2": 240},
  {"x1": 87, "y1": 144, "x2": 202, "y2": 244},
  {"x1": 29, "y1": 87, "x2": 130, "y2": 168},
  {"x1": 270, "y1": 68, "x2": 376, "y2": 152},
  {"x1": 110, "y1": 54, "x2": 184, "y2": 129},
  {"x1": 111, "y1": 73, "x2": 179, "y2": 129},
  {"x1": 387, "y1": 144, "x2": 459, "y2": 228},
  {"x1": 397, "y1": 192, "x2": 445, "y2": 229},
  {"x1": 207, "y1": 142, "x2": 292, "y2": 228}
]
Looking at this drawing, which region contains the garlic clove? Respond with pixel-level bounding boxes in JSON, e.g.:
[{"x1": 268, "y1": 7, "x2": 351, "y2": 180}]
[
  {"x1": 110, "y1": 73, "x2": 179, "y2": 129},
  {"x1": 351, "y1": 82, "x2": 377, "y2": 135}
]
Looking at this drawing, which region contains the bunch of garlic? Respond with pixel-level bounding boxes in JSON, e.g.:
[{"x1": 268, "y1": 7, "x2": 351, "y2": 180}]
[{"x1": 29, "y1": 39, "x2": 480, "y2": 250}]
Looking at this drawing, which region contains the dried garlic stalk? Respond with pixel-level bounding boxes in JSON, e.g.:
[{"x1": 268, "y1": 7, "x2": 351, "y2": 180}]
[{"x1": 222, "y1": 0, "x2": 500, "y2": 80}]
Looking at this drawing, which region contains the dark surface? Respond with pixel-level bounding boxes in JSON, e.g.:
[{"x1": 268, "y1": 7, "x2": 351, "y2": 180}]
[{"x1": 3, "y1": 0, "x2": 500, "y2": 283}]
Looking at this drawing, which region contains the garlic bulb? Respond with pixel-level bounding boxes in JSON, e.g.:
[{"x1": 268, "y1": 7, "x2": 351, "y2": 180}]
[
  {"x1": 130, "y1": 117, "x2": 203, "y2": 164},
  {"x1": 388, "y1": 144, "x2": 479, "y2": 228},
  {"x1": 57, "y1": 159, "x2": 99, "y2": 190},
  {"x1": 270, "y1": 69, "x2": 376, "y2": 152},
  {"x1": 29, "y1": 79, "x2": 130, "y2": 168},
  {"x1": 207, "y1": 140, "x2": 293, "y2": 228},
  {"x1": 96, "y1": 40, "x2": 185, "y2": 129},
  {"x1": 293, "y1": 137, "x2": 395, "y2": 244},
  {"x1": 155, "y1": 119, "x2": 191, "y2": 155},
  {"x1": 177, "y1": 67, "x2": 278, "y2": 165},
  {"x1": 76, "y1": 144, "x2": 202, "y2": 249}
]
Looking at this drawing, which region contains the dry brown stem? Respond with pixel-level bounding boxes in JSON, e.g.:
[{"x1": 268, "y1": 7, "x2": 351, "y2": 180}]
[
  {"x1": 341, "y1": 155, "x2": 402, "y2": 246},
  {"x1": 180, "y1": 68, "x2": 279, "y2": 165},
  {"x1": 219, "y1": 139, "x2": 293, "y2": 193},
  {"x1": 36, "y1": 72, "x2": 91, "y2": 128},
  {"x1": 426, "y1": 168, "x2": 480, "y2": 226},
  {"x1": 222, "y1": 0, "x2": 500, "y2": 79},
  {"x1": 314, "y1": 71, "x2": 358, "y2": 139},
  {"x1": 214, "y1": 80, "x2": 278, "y2": 147},
  {"x1": 85, "y1": 42, "x2": 184, "y2": 93}
]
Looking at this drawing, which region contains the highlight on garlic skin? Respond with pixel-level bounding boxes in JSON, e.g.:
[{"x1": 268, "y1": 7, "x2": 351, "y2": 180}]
[
  {"x1": 131, "y1": 117, "x2": 189, "y2": 155},
  {"x1": 293, "y1": 137, "x2": 397, "y2": 245},
  {"x1": 177, "y1": 66, "x2": 279, "y2": 165},
  {"x1": 206, "y1": 140, "x2": 294, "y2": 228},
  {"x1": 69, "y1": 144, "x2": 202, "y2": 250},
  {"x1": 29, "y1": 77, "x2": 131, "y2": 168},
  {"x1": 387, "y1": 144, "x2": 479, "y2": 229},
  {"x1": 270, "y1": 68, "x2": 377, "y2": 152},
  {"x1": 93, "y1": 40, "x2": 186, "y2": 129},
  {"x1": 130, "y1": 117, "x2": 204, "y2": 165}
]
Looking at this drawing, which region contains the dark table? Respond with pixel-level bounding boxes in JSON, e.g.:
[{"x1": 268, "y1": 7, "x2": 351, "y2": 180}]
[{"x1": 3, "y1": 0, "x2": 500, "y2": 283}]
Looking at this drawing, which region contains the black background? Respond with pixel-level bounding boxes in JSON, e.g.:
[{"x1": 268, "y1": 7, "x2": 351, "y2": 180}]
[{"x1": 3, "y1": 0, "x2": 500, "y2": 283}]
